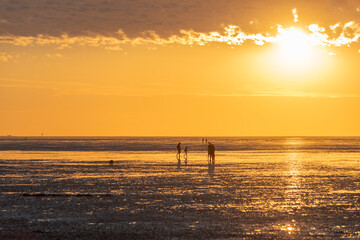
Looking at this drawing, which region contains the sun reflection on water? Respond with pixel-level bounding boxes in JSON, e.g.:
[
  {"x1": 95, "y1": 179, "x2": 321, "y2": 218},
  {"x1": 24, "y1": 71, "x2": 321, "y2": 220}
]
[{"x1": 284, "y1": 150, "x2": 304, "y2": 213}]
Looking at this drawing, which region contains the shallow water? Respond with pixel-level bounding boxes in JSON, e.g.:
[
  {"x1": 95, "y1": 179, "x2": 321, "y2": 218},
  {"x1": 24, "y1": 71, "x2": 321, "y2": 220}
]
[{"x1": 0, "y1": 137, "x2": 360, "y2": 239}]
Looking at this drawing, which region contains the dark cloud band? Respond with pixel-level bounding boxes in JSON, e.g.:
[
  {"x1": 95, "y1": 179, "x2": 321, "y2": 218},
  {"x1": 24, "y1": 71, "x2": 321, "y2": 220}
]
[{"x1": 0, "y1": 0, "x2": 358, "y2": 37}]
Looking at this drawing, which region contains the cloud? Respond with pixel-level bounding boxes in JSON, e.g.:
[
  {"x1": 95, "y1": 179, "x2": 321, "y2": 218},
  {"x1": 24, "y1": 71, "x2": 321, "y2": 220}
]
[
  {"x1": 0, "y1": 0, "x2": 253, "y2": 36},
  {"x1": 0, "y1": 27, "x2": 275, "y2": 50},
  {"x1": 45, "y1": 53, "x2": 63, "y2": 58},
  {"x1": 1, "y1": 21, "x2": 360, "y2": 51},
  {"x1": 308, "y1": 22, "x2": 360, "y2": 47},
  {"x1": 0, "y1": 53, "x2": 13, "y2": 62},
  {"x1": 0, "y1": 0, "x2": 359, "y2": 37}
]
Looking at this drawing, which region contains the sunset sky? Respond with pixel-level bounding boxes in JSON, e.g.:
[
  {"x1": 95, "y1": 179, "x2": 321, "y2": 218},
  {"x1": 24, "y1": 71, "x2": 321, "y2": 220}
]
[{"x1": 1, "y1": 0, "x2": 360, "y2": 136}]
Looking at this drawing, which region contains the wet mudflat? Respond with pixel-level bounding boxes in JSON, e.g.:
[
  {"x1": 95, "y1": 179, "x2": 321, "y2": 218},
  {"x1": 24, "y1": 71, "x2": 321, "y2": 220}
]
[{"x1": 0, "y1": 138, "x2": 360, "y2": 239}]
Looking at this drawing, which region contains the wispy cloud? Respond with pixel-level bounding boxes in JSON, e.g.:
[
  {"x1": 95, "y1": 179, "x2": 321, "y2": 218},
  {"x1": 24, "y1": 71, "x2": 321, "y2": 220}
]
[
  {"x1": 0, "y1": 53, "x2": 13, "y2": 62},
  {"x1": 45, "y1": 53, "x2": 63, "y2": 58}
]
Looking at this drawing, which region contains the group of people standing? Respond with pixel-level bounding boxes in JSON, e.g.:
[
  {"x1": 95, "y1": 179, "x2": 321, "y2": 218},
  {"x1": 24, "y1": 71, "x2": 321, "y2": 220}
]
[{"x1": 176, "y1": 139, "x2": 215, "y2": 166}]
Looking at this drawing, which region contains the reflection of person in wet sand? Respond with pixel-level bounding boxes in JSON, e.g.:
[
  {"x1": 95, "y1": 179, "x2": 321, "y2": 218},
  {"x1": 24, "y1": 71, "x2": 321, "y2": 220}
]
[
  {"x1": 208, "y1": 162, "x2": 215, "y2": 177},
  {"x1": 184, "y1": 146, "x2": 188, "y2": 165},
  {"x1": 207, "y1": 142, "x2": 211, "y2": 164},
  {"x1": 211, "y1": 143, "x2": 215, "y2": 165}
]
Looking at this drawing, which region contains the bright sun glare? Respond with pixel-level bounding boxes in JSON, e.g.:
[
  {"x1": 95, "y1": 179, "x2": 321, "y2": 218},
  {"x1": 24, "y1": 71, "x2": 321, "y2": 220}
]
[{"x1": 275, "y1": 27, "x2": 317, "y2": 70}]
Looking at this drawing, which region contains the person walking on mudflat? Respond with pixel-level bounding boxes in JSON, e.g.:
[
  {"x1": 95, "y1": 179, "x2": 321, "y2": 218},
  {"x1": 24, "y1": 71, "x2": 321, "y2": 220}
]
[
  {"x1": 177, "y1": 142, "x2": 181, "y2": 161},
  {"x1": 207, "y1": 143, "x2": 215, "y2": 165},
  {"x1": 184, "y1": 146, "x2": 188, "y2": 165}
]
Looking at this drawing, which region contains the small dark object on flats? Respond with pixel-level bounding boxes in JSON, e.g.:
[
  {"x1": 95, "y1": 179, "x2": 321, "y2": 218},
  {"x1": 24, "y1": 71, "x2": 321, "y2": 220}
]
[{"x1": 109, "y1": 160, "x2": 114, "y2": 165}]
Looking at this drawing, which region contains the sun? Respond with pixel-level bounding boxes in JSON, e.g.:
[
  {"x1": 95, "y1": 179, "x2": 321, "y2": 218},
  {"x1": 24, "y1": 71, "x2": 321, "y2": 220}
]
[
  {"x1": 275, "y1": 27, "x2": 317, "y2": 70},
  {"x1": 263, "y1": 26, "x2": 325, "y2": 81}
]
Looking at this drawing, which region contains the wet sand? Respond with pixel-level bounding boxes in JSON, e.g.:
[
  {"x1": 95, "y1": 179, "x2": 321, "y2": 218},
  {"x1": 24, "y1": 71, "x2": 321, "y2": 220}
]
[{"x1": 1, "y1": 149, "x2": 360, "y2": 239}]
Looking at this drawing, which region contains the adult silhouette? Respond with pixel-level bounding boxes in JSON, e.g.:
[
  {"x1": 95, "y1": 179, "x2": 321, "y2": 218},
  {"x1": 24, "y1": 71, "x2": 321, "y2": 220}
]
[
  {"x1": 208, "y1": 143, "x2": 215, "y2": 165},
  {"x1": 184, "y1": 146, "x2": 188, "y2": 165},
  {"x1": 176, "y1": 142, "x2": 181, "y2": 162}
]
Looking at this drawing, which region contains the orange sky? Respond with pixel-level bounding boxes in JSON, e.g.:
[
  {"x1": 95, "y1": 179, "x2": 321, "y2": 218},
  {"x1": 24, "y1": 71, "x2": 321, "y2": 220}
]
[{"x1": 1, "y1": 1, "x2": 360, "y2": 136}]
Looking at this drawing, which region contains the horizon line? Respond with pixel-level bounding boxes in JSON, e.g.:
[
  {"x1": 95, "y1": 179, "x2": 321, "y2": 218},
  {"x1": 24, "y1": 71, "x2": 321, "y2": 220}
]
[{"x1": 2, "y1": 135, "x2": 360, "y2": 138}]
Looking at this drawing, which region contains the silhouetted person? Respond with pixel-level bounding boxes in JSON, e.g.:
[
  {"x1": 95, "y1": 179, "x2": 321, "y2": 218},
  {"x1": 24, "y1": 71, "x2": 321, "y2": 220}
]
[
  {"x1": 205, "y1": 139, "x2": 208, "y2": 144},
  {"x1": 109, "y1": 160, "x2": 114, "y2": 166},
  {"x1": 202, "y1": 138, "x2": 204, "y2": 144},
  {"x1": 177, "y1": 142, "x2": 181, "y2": 161},
  {"x1": 177, "y1": 142, "x2": 181, "y2": 154},
  {"x1": 207, "y1": 143, "x2": 215, "y2": 165}
]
